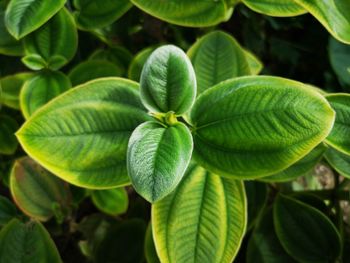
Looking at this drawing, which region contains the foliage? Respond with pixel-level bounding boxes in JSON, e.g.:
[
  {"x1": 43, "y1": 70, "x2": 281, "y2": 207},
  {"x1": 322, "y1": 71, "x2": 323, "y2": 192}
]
[{"x1": 0, "y1": 0, "x2": 350, "y2": 262}]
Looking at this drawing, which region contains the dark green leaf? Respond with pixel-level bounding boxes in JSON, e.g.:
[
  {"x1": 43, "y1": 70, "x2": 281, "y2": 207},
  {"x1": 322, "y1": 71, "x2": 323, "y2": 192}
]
[
  {"x1": 144, "y1": 224, "x2": 160, "y2": 263},
  {"x1": 324, "y1": 146, "x2": 350, "y2": 179},
  {"x1": 0, "y1": 115, "x2": 18, "y2": 155},
  {"x1": 0, "y1": 196, "x2": 17, "y2": 227},
  {"x1": 92, "y1": 187, "x2": 128, "y2": 216},
  {"x1": 274, "y1": 195, "x2": 342, "y2": 262}
]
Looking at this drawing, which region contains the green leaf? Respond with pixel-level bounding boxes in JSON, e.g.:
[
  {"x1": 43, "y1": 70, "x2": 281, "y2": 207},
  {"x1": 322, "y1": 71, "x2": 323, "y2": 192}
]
[
  {"x1": 130, "y1": 0, "x2": 232, "y2": 27},
  {"x1": 242, "y1": 0, "x2": 306, "y2": 17},
  {"x1": 324, "y1": 146, "x2": 350, "y2": 179},
  {"x1": 68, "y1": 60, "x2": 123, "y2": 86},
  {"x1": 16, "y1": 78, "x2": 151, "y2": 188},
  {"x1": 4, "y1": 0, "x2": 66, "y2": 39},
  {"x1": 190, "y1": 76, "x2": 335, "y2": 179},
  {"x1": 95, "y1": 219, "x2": 146, "y2": 263},
  {"x1": 127, "y1": 121, "x2": 193, "y2": 203},
  {"x1": 274, "y1": 195, "x2": 342, "y2": 262},
  {"x1": 0, "y1": 72, "x2": 33, "y2": 109},
  {"x1": 23, "y1": 8, "x2": 78, "y2": 70},
  {"x1": 73, "y1": 0, "x2": 132, "y2": 30},
  {"x1": 187, "y1": 31, "x2": 251, "y2": 95},
  {"x1": 325, "y1": 94, "x2": 350, "y2": 155},
  {"x1": 89, "y1": 48, "x2": 127, "y2": 76},
  {"x1": 261, "y1": 144, "x2": 326, "y2": 182},
  {"x1": 92, "y1": 187, "x2": 128, "y2": 216},
  {"x1": 145, "y1": 224, "x2": 160, "y2": 263},
  {"x1": 10, "y1": 156, "x2": 71, "y2": 221},
  {"x1": 140, "y1": 45, "x2": 196, "y2": 115},
  {"x1": 329, "y1": 37, "x2": 350, "y2": 88},
  {"x1": 152, "y1": 164, "x2": 247, "y2": 263},
  {"x1": 0, "y1": 219, "x2": 62, "y2": 263},
  {"x1": 0, "y1": 115, "x2": 18, "y2": 155},
  {"x1": 246, "y1": 207, "x2": 297, "y2": 263},
  {"x1": 245, "y1": 181, "x2": 268, "y2": 229},
  {"x1": 128, "y1": 47, "x2": 155, "y2": 82},
  {"x1": 21, "y1": 54, "x2": 47, "y2": 70},
  {"x1": 0, "y1": 7, "x2": 23, "y2": 56},
  {"x1": 0, "y1": 196, "x2": 17, "y2": 227},
  {"x1": 292, "y1": 0, "x2": 350, "y2": 44},
  {"x1": 243, "y1": 49, "x2": 263, "y2": 75},
  {"x1": 20, "y1": 70, "x2": 71, "y2": 119}
]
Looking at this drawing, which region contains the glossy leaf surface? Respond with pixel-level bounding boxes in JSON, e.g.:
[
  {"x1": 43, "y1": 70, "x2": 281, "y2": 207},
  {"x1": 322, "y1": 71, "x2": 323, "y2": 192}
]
[
  {"x1": 140, "y1": 45, "x2": 196, "y2": 115},
  {"x1": 20, "y1": 70, "x2": 71, "y2": 119},
  {"x1": 5, "y1": 0, "x2": 66, "y2": 39},
  {"x1": 0, "y1": 115, "x2": 18, "y2": 155},
  {"x1": 274, "y1": 195, "x2": 341, "y2": 262},
  {"x1": 73, "y1": 0, "x2": 132, "y2": 30},
  {"x1": 247, "y1": 207, "x2": 297, "y2": 263},
  {"x1": 10, "y1": 157, "x2": 71, "y2": 221},
  {"x1": 242, "y1": 0, "x2": 306, "y2": 17},
  {"x1": 23, "y1": 8, "x2": 78, "y2": 70},
  {"x1": 92, "y1": 187, "x2": 128, "y2": 216},
  {"x1": 152, "y1": 164, "x2": 246, "y2": 263},
  {"x1": 187, "y1": 31, "x2": 251, "y2": 95},
  {"x1": 0, "y1": 7, "x2": 23, "y2": 56},
  {"x1": 69, "y1": 60, "x2": 123, "y2": 86},
  {"x1": 190, "y1": 76, "x2": 335, "y2": 179},
  {"x1": 293, "y1": 0, "x2": 350, "y2": 44},
  {"x1": 130, "y1": 0, "x2": 231, "y2": 27},
  {"x1": 0, "y1": 72, "x2": 33, "y2": 109},
  {"x1": 325, "y1": 94, "x2": 350, "y2": 155},
  {"x1": 324, "y1": 147, "x2": 350, "y2": 179},
  {"x1": 261, "y1": 144, "x2": 326, "y2": 182},
  {"x1": 127, "y1": 121, "x2": 193, "y2": 203},
  {"x1": 17, "y1": 78, "x2": 151, "y2": 188},
  {"x1": 0, "y1": 219, "x2": 62, "y2": 263}
]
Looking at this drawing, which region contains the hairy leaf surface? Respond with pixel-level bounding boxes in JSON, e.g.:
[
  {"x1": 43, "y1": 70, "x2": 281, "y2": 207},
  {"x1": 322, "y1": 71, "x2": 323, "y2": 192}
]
[
  {"x1": 152, "y1": 164, "x2": 246, "y2": 263},
  {"x1": 127, "y1": 121, "x2": 193, "y2": 203},
  {"x1": 190, "y1": 76, "x2": 335, "y2": 179},
  {"x1": 17, "y1": 78, "x2": 151, "y2": 188}
]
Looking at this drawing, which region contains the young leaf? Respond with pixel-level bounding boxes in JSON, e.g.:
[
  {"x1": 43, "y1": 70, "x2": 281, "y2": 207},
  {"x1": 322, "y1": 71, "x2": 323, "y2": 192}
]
[
  {"x1": 130, "y1": 0, "x2": 232, "y2": 27},
  {"x1": 91, "y1": 187, "x2": 129, "y2": 216},
  {"x1": 16, "y1": 78, "x2": 151, "y2": 188},
  {"x1": 325, "y1": 94, "x2": 350, "y2": 155},
  {"x1": 140, "y1": 45, "x2": 196, "y2": 115},
  {"x1": 190, "y1": 76, "x2": 335, "y2": 179},
  {"x1": 261, "y1": 144, "x2": 326, "y2": 182},
  {"x1": 69, "y1": 60, "x2": 123, "y2": 86},
  {"x1": 21, "y1": 54, "x2": 47, "y2": 70},
  {"x1": 293, "y1": 0, "x2": 350, "y2": 44},
  {"x1": 20, "y1": 70, "x2": 71, "y2": 119},
  {"x1": 242, "y1": 0, "x2": 306, "y2": 17},
  {"x1": 152, "y1": 164, "x2": 246, "y2": 263},
  {"x1": 246, "y1": 207, "x2": 297, "y2": 263},
  {"x1": 274, "y1": 195, "x2": 342, "y2": 262},
  {"x1": 0, "y1": 115, "x2": 18, "y2": 155},
  {"x1": 187, "y1": 31, "x2": 251, "y2": 95},
  {"x1": 128, "y1": 47, "x2": 155, "y2": 82},
  {"x1": 0, "y1": 72, "x2": 33, "y2": 109},
  {"x1": 23, "y1": 8, "x2": 78, "y2": 70},
  {"x1": 0, "y1": 7, "x2": 23, "y2": 56},
  {"x1": 94, "y1": 219, "x2": 147, "y2": 263},
  {"x1": 73, "y1": 0, "x2": 132, "y2": 30},
  {"x1": 0, "y1": 196, "x2": 17, "y2": 227},
  {"x1": 329, "y1": 37, "x2": 350, "y2": 89},
  {"x1": 324, "y1": 147, "x2": 350, "y2": 179},
  {"x1": 10, "y1": 156, "x2": 71, "y2": 222},
  {"x1": 145, "y1": 224, "x2": 160, "y2": 263},
  {"x1": 4, "y1": 0, "x2": 66, "y2": 39},
  {"x1": 0, "y1": 219, "x2": 62, "y2": 263},
  {"x1": 127, "y1": 121, "x2": 193, "y2": 203}
]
